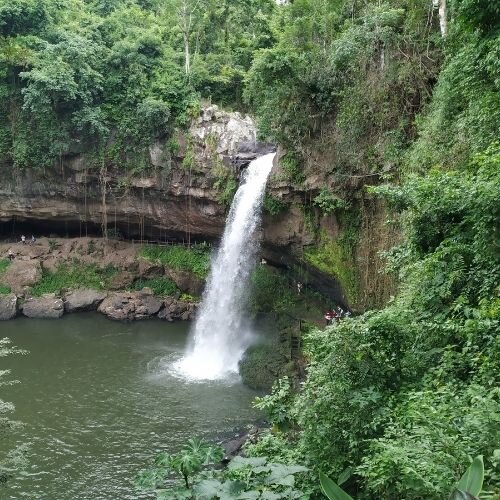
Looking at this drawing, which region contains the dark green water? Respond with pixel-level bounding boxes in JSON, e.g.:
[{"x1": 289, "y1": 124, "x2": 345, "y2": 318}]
[{"x1": 0, "y1": 314, "x2": 259, "y2": 499}]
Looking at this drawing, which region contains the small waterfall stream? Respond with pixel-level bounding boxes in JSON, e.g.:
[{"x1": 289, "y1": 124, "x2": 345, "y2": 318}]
[{"x1": 176, "y1": 152, "x2": 275, "y2": 380}]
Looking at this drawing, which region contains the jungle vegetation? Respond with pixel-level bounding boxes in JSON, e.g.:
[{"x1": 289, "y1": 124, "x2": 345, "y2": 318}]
[{"x1": 0, "y1": 0, "x2": 499, "y2": 498}]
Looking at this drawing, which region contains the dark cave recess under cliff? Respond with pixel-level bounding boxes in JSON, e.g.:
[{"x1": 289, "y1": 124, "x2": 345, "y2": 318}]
[
  {"x1": 0, "y1": 217, "x2": 350, "y2": 310},
  {"x1": 0, "y1": 216, "x2": 216, "y2": 245}
]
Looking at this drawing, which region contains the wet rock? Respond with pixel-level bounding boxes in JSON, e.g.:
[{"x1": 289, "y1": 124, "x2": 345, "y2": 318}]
[
  {"x1": 239, "y1": 343, "x2": 293, "y2": 391},
  {"x1": 164, "y1": 268, "x2": 204, "y2": 296},
  {"x1": 0, "y1": 294, "x2": 17, "y2": 320},
  {"x1": 138, "y1": 259, "x2": 164, "y2": 279},
  {"x1": 2, "y1": 260, "x2": 42, "y2": 294},
  {"x1": 107, "y1": 271, "x2": 136, "y2": 290},
  {"x1": 158, "y1": 297, "x2": 198, "y2": 322},
  {"x1": 64, "y1": 289, "x2": 107, "y2": 313},
  {"x1": 22, "y1": 294, "x2": 64, "y2": 319},
  {"x1": 98, "y1": 291, "x2": 162, "y2": 321}
]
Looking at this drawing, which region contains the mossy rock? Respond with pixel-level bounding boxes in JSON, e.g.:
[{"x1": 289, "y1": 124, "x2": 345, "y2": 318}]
[{"x1": 239, "y1": 343, "x2": 294, "y2": 391}]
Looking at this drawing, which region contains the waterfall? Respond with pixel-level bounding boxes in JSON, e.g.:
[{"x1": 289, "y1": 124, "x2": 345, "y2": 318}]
[{"x1": 176, "y1": 152, "x2": 275, "y2": 380}]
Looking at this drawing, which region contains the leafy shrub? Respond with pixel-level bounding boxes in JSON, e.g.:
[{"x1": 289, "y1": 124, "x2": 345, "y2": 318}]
[
  {"x1": 263, "y1": 195, "x2": 287, "y2": 216},
  {"x1": 139, "y1": 244, "x2": 211, "y2": 279},
  {"x1": 136, "y1": 441, "x2": 310, "y2": 500},
  {"x1": 249, "y1": 266, "x2": 297, "y2": 314},
  {"x1": 30, "y1": 262, "x2": 117, "y2": 296},
  {"x1": 313, "y1": 189, "x2": 349, "y2": 215},
  {"x1": 131, "y1": 277, "x2": 179, "y2": 297}
]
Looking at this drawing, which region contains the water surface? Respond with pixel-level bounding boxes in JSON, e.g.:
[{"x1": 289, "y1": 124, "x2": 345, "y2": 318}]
[{"x1": 0, "y1": 314, "x2": 259, "y2": 499}]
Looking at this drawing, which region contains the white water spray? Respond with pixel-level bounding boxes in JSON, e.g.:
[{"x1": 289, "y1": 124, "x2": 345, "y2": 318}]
[{"x1": 175, "y1": 152, "x2": 275, "y2": 380}]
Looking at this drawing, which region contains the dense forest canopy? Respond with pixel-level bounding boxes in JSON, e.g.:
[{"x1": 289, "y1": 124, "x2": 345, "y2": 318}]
[
  {"x1": 0, "y1": 0, "x2": 276, "y2": 170},
  {"x1": 1, "y1": 0, "x2": 499, "y2": 498}
]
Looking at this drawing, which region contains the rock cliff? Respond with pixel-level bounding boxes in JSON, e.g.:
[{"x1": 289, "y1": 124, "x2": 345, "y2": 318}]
[{"x1": 0, "y1": 105, "x2": 396, "y2": 311}]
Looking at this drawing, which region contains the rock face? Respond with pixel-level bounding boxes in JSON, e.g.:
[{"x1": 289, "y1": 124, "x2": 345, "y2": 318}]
[
  {"x1": 22, "y1": 295, "x2": 64, "y2": 319},
  {"x1": 64, "y1": 289, "x2": 107, "y2": 313},
  {"x1": 164, "y1": 268, "x2": 204, "y2": 296},
  {"x1": 0, "y1": 105, "x2": 271, "y2": 244},
  {"x1": 2, "y1": 260, "x2": 42, "y2": 294},
  {"x1": 0, "y1": 294, "x2": 17, "y2": 320},
  {"x1": 158, "y1": 297, "x2": 198, "y2": 322},
  {"x1": 98, "y1": 290, "x2": 162, "y2": 321}
]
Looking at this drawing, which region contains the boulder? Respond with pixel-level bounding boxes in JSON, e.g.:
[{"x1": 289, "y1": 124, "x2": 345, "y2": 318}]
[
  {"x1": 22, "y1": 294, "x2": 64, "y2": 319},
  {"x1": 165, "y1": 268, "x2": 204, "y2": 296},
  {"x1": 0, "y1": 294, "x2": 17, "y2": 320},
  {"x1": 107, "y1": 271, "x2": 136, "y2": 290},
  {"x1": 64, "y1": 289, "x2": 107, "y2": 313},
  {"x1": 138, "y1": 259, "x2": 164, "y2": 279},
  {"x1": 2, "y1": 260, "x2": 42, "y2": 294},
  {"x1": 98, "y1": 290, "x2": 162, "y2": 321},
  {"x1": 158, "y1": 297, "x2": 198, "y2": 322}
]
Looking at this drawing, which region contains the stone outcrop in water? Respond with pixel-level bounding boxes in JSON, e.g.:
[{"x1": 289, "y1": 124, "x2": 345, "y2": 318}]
[
  {"x1": 64, "y1": 289, "x2": 107, "y2": 313},
  {"x1": 22, "y1": 295, "x2": 64, "y2": 319},
  {"x1": 0, "y1": 293, "x2": 17, "y2": 320},
  {"x1": 98, "y1": 290, "x2": 163, "y2": 321},
  {"x1": 158, "y1": 297, "x2": 198, "y2": 322}
]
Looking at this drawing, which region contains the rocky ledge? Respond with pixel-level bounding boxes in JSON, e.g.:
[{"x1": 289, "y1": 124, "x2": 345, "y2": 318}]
[{"x1": 0, "y1": 288, "x2": 198, "y2": 322}]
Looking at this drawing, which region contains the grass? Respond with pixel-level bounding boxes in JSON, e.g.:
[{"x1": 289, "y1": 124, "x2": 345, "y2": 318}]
[
  {"x1": 304, "y1": 231, "x2": 360, "y2": 306},
  {"x1": 139, "y1": 244, "x2": 211, "y2": 279},
  {"x1": 131, "y1": 277, "x2": 179, "y2": 296},
  {"x1": 30, "y1": 261, "x2": 118, "y2": 296},
  {"x1": 0, "y1": 258, "x2": 10, "y2": 274},
  {"x1": 0, "y1": 258, "x2": 11, "y2": 294}
]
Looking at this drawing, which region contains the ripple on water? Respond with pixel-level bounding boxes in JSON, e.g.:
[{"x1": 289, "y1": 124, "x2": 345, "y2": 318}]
[{"x1": 1, "y1": 314, "x2": 259, "y2": 500}]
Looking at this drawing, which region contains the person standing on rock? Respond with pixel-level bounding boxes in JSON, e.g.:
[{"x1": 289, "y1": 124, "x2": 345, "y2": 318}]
[
  {"x1": 31, "y1": 235, "x2": 36, "y2": 244},
  {"x1": 21, "y1": 235, "x2": 26, "y2": 244},
  {"x1": 7, "y1": 249, "x2": 14, "y2": 261}
]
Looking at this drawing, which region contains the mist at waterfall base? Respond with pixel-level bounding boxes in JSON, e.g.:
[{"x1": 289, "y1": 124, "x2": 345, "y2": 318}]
[{"x1": 174, "y1": 152, "x2": 275, "y2": 381}]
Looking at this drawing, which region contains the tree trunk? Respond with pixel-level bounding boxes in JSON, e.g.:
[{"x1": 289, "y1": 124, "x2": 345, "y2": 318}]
[
  {"x1": 433, "y1": 0, "x2": 447, "y2": 37},
  {"x1": 184, "y1": 33, "x2": 190, "y2": 75}
]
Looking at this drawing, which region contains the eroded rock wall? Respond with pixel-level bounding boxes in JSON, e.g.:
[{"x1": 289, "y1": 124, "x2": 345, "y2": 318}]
[{"x1": 0, "y1": 105, "x2": 397, "y2": 312}]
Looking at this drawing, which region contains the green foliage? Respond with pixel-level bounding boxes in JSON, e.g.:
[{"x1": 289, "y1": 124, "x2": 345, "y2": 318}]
[
  {"x1": 280, "y1": 151, "x2": 304, "y2": 184},
  {"x1": 454, "y1": 455, "x2": 484, "y2": 498},
  {"x1": 214, "y1": 174, "x2": 238, "y2": 207},
  {"x1": 304, "y1": 227, "x2": 360, "y2": 307},
  {"x1": 136, "y1": 438, "x2": 224, "y2": 494},
  {"x1": 0, "y1": 259, "x2": 9, "y2": 274},
  {"x1": 249, "y1": 266, "x2": 297, "y2": 314},
  {"x1": 320, "y1": 472, "x2": 353, "y2": 500},
  {"x1": 0, "y1": 259, "x2": 10, "y2": 294},
  {"x1": 0, "y1": 0, "x2": 276, "y2": 171},
  {"x1": 253, "y1": 377, "x2": 295, "y2": 430},
  {"x1": 246, "y1": 0, "x2": 439, "y2": 179},
  {"x1": 138, "y1": 444, "x2": 310, "y2": 500},
  {"x1": 408, "y1": 8, "x2": 500, "y2": 171},
  {"x1": 139, "y1": 244, "x2": 210, "y2": 279},
  {"x1": 263, "y1": 194, "x2": 287, "y2": 216},
  {"x1": 30, "y1": 262, "x2": 117, "y2": 296},
  {"x1": 313, "y1": 189, "x2": 348, "y2": 216},
  {"x1": 131, "y1": 276, "x2": 179, "y2": 296},
  {"x1": 247, "y1": 143, "x2": 500, "y2": 499}
]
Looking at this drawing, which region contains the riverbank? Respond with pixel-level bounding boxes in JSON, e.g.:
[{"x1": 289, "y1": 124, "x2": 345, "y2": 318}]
[{"x1": 0, "y1": 237, "x2": 202, "y2": 321}]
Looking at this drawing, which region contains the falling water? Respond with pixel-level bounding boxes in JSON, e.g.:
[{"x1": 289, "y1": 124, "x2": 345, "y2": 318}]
[{"x1": 175, "y1": 152, "x2": 275, "y2": 380}]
